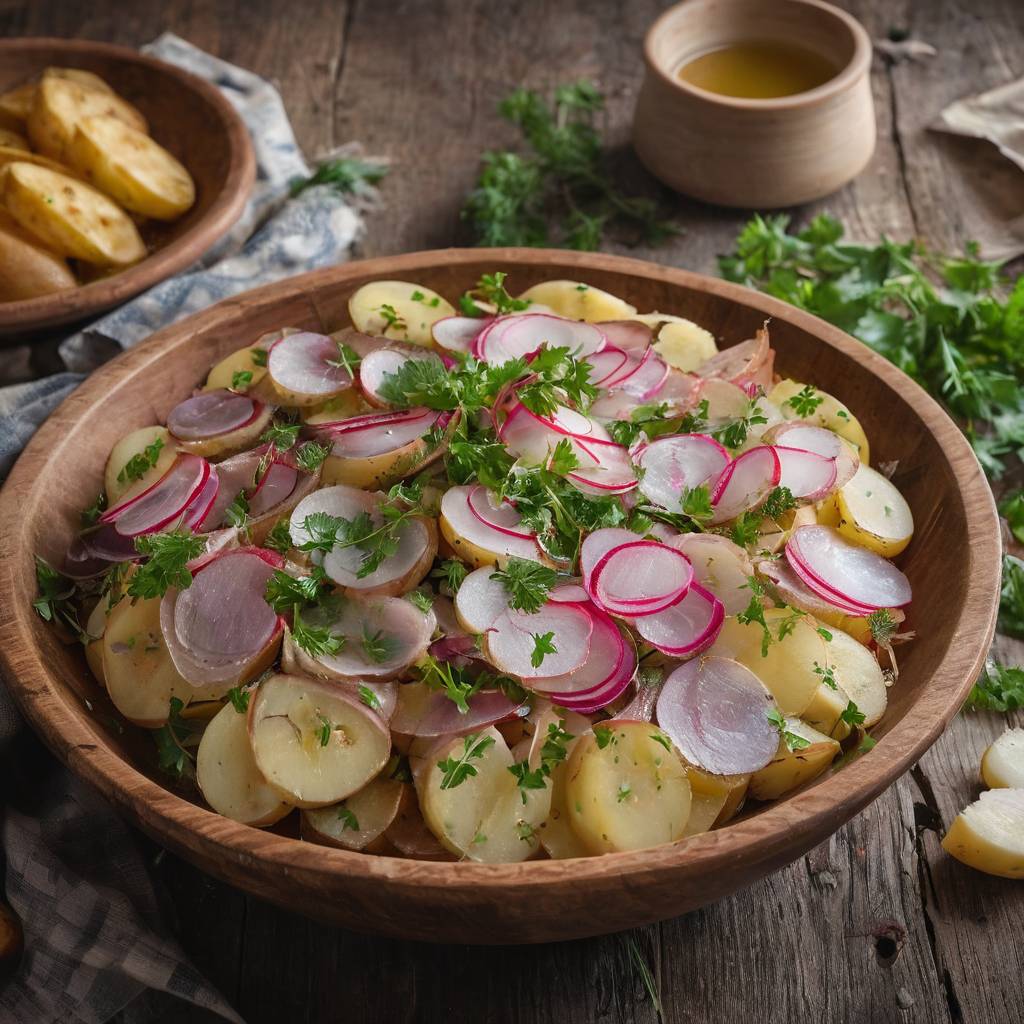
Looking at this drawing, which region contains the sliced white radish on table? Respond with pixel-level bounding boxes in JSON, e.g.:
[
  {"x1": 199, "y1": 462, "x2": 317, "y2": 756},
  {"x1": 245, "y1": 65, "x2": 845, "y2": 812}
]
[
  {"x1": 358, "y1": 345, "x2": 442, "y2": 408},
  {"x1": 941, "y1": 789, "x2": 1024, "y2": 880},
  {"x1": 632, "y1": 581, "x2": 724, "y2": 657},
  {"x1": 516, "y1": 279, "x2": 637, "y2": 322},
  {"x1": 635, "y1": 433, "x2": 730, "y2": 511},
  {"x1": 485, "y1": 602, "x2": 593, "y2": 679},
  {"x1": 301, "y1": 775, "x2": 406, "y2": 852},
  {"x1": 787, "y1": 524, "x2": 912, "y2": 609},
  {"x1": 196, "y1": 702, "x2": 293, "y2": 826},
  {"x1": 774, "y1": 445, "x2": 838, "y2": 501},
  {"x1": 709, "y1": 445, "x2": 780, "y2": 524},
  {"x1": 104, "y1": 425, "x2": 176, "y2": 505},
  {"x1": 390, "y1": 681, "x2": 528, "y2": 738},
  {"x1": 653, "y1": 318, "x2": 717, "y2": 372},
  {"x1": 479, "y1": 313, "x2": 605, "y2": 365},
  {"x1": 432, "y1": 315, "x2": 490, "y2": 354},
  {"x1": 267, "y1": 331, "x2": 359, "y2": 406},
  {"x1": 167, "y1": 390, "x2": 261, "y2": 442},
  {"x1": 103, "y1": 454, "x2": 210, "y2": 537},
  {"x1": 453, "y1": 565, "x2": 516, "y2": 633},
  {"x1": 833, "y1": 462, "x2": 914, "y2": 558},
  {"x1": 439, "y1": 484, "x2": 542, "y2": 568},
  {"x1": 588, "y1": 540, "x2": 693, "y2": 617},
  {"x1": 248, "y1": 673, "x2": 391, "y2": 807},
  {"x1": 981, "y1": 728, "x2": 1024, "y2": 789},
  {"x1": 666, "y1": 533, "x2": 753, "y2": 616},
  {"x1": 347, "y1": 280, "x2": 456, "y2": 346},
  {"x1": 656, "y1": 657, "x2": 779, "y2": 775},
  {"x1": 565, "y1": 721, "x2": 692, "y2": 854}
]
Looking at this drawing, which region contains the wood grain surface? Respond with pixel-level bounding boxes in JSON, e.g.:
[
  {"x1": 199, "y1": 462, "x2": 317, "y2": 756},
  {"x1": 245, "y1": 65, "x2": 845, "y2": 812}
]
[{"x1": 1, "y1": 0, "x2": 1022, "y2": 1022}]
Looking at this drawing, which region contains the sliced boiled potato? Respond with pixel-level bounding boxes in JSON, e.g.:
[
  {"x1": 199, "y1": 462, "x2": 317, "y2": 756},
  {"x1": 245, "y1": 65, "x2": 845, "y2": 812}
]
[
  {"x1": 768, "y1": 378, "x2": 870, "y2": 464},
  {"x1": 2, "y1": 162, "x2": 146, "y2": 265},
  {"x1": 0, "y1": 145, "x2": 80, "y2": 178},
  {"x1": 174, "y1": 404, "x2": 274, "y2": 460},
  {"x1": 682, "y1": 763, "x2": 750, "y2": 827},
  {"x1": 27, "y1": 74, "x2": 146, "y2": 160},
  {"x1": 537, "y1": 758, "x2": 591, "y2": 859},
  {"x1": 941, "y1": 788, "x2": 1024, "y2": 879},
  {"x1": 205, "y1": 343, "x2": 271, "y2": 394},
  {"x1": 708, "y1": 607, "x2": 829, "y2": 716},
  {"x1": 384, "y1": 784, "x2": 454, "y2": 860},
  {"x1": 43, "y1": 67, "x2": 115, "y2": 94},
  {"x1": 0, "y1": 83, "x2": 35, "y2": 131},
  {"x1": 981, "y1": 728, "x2": 1024, "y2": 790},
  {"x1": 682, "y1": 789, "x2": 727, "y2": 837},
  {"x1": 0, "y1": 208, "x2": 77, "y2": 301},
  {"x1": 67, "y1": 114, "x2": 195, "y2": 220},
  {"x1": 800, "y1": 682, "x2": 853, "y2": 740},
  {"x1": 196, "y1": 703, "x2": 293, "y2": 826},
  {"x1": 0, "y1": 128, "x2": 28, "y2": 151},
  {"x1": 833, "y1": 462, "x2": 914, "y2": 557},
  {"x1": 248, "y1": 673, "x2": 391, "y2": 808},
  {"x1": 348, "y1": 280, "x2": 455, "y2": 346},
  {"x1": 748, "y1": 719, "x2": 840, "y2": 801},
  {"x1": 321, "y1": 438, "x2": 435, "y2": 491},
  {"x1": 103, "y1": 425, "x2": 176, "y2": 504},
  {"x1": 516, "y1": 279, "x2": 636, "y2": 322},
  {"x1": 828, "y1": 626, "x2": 887, "y2": 727},
  {"x1": 653, "y1": 319, "x2": 718, "y2": 372},
  {"x1": 302, "y1": 774, "x2": 406, "y2": 852},
  {"x1": 300, "y1": 390, "x2": 371, "y2": 424},
  {"x1": 566, "y1": 722, "x2": 691, "y2": 855}
]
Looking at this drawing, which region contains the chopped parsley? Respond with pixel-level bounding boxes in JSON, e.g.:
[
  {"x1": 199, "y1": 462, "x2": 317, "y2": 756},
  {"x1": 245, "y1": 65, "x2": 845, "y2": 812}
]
[{"x1": 438, "y1": 732, "x2": 496, "y2": 789}]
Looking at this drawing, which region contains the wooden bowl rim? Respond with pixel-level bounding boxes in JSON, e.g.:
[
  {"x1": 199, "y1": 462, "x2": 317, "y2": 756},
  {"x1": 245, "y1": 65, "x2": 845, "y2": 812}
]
[
  {"x1": 643, "y1": 0, "x2": 873, "y2": 110},
  {"x1": 0, "y1": 37, "x2": 255, "y2": 333},
  {"x1": 0, "y1": 247, "x2": 1000, "y2": 895}
]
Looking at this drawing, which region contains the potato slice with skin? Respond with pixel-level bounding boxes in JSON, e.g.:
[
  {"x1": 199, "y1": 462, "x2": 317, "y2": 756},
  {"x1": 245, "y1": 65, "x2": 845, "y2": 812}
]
[
  {"x1": 0, "y1": 207, "x2": 77, "y2": 301},
  {"x1": 2, "y1": 162, "x2": 146, "y2": 265},
  {"x1": 67, "y1": 115, "x2": 195, "y2": 220},
  {"x1": 28, "y1": 75, "x2": 146, "y2": 159},
  {"x1": 800, "y1": 682, "x2": 853, "y2": 740},
  {"x1": 173, "y1": 403, "x2": 274, "y2": 460},
  {"x1": 749, "y1": 719, "x2": 840, "y2": 801},
  {"x1": 538, "y1": 758, "x2": 591, "y2": 859},
  {"x1": 0, "y1": 128, "x2": 28, "y2": 151},
  {"x1": 653, "y1": 319, "x2": 718, "y2": 372},
  {"x1": 301, "y1": 390, "x2": 371, "y2": 424},
  {"x1": 682, "y1": 789, "x2": 728, "y2": 837},
  {"x1": 0, "y1": 83, "x2": 35, "y2": 131},
  {"x1": 0, "y1": 145, "x2": 81, "y2": 179},
  {"x1": 832, "y1": 462, "x2": 914, "y2": 558},
  {"x1": 768, "y1": 378, "x2": 870, "y2": 464},
  {"x1": 516, "y1": 279, "x2": 637, "y2": 322},
  {"x1": 322, "y1": 436, "x2": 441, "y2": 492},
  {"x1": 205, "y1": 343, "x2": 272, "y2": 394},
  {"x1": 301, "y1": 774, "x2": 406, "y2": 852},
  {"x1": 196, "y1": 703, "x2": 293, "y2": 826},
  {"x1": 566, "y1": 723, "x2": 691, "y2": 855},
  {"x1": 103, "y1": 425, "x2": 176, "y2": 504},
  {"x1": 348, "y1": 281, "x2": 456, "y2": 346},
  {"x1": 384, "y1": 784, "x2": 454, "y2": 860},
  {"x1": 981, "y1": 729, "x2": 1024, "y2": 789},
  {"x1": 941, "y1": 789, "x2": 1024, "y2": 879},
  {"x1": 248, "y1": 674, "x2": 391, "y2": 808},
  {"x1": 827, "y1": 626, "x2": 887, "y2": 727},
  {"x1": 43, "y1": 67, "x2": 115, "y2": 95}
]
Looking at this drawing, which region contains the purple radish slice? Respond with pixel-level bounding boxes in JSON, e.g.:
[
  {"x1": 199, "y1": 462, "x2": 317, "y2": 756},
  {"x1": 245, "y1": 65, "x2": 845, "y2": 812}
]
[
  {"x1": 485, "y1": 603, "x2": 593, "y2": 679},
  {"x1": 391, "y1": 682, "x2": 528, "y2": 738},
  {"x1": 167, "y1": 390, "x2": 259, "y2": 441},
  {"x1": 161, "y1": 549, "x2": 282, "y2": 685},
  {"x1": 313, "y1": 407, "x2": 427, "y2": 433},
  {"x1": 202, "y1": 447, "x2": 263, "y2": 528},
  {"x1": 267, "y1": 331, "x2": 357, "y2": 398},
  {"x1": 635, "y1": 434, "x2": 731, "y2": 512},
  {"x1": 180, "y1": 469, "x2": 220, "y2": 531},
  {"x1": 613, "y1": 681, "x2": 659, "y2": 724},
  {"x1": 787, "y1": 525, "x2": 911, "y2": 609},
  {"x1": 428, "y1": 632, "x2": 481, "y2": 666},
  {"x1": 596, "y1": 320, "x2": 653, "y2": 353},
  {"x1": 616, "y1": 347, "x2": 669, "y2": 399},
  {"x1": 468, "y1": 485, "x2": 535, "y2": 540},
  {"x1": 656, "y1": 656, "x2": 779, "y2": 775},
  {"x1": 531, "y1": 605, "x2": 625, "y2": 697},
  {"x1": 784, "y1": 546, "x2": 877, "y2": 616},
  {"x1": 549, "y1": 637, "x2": 637, "y2": 713},
  {"x1": 564, "y1": 439, "x2": 637, "y2": 496},
  {"x1": 480, "y1": 313, "x2": 605, "y2": 366},
  {"x1": 708, "y1": 445, "x2": 781, "y2": 525},
  {"x1": 774, "y1": 446, "x2": 838, "y2": 501},
  {"x1": 432, "y1": 315, "x2": 492, "y2": 354},
  {"x1": 453, "y1": 565, "x2": 517, "y2": 633},
  {"x1": 359, "y1": 346, "x2": 442, "y2": 407},
  {"x1": 590, "y1": 541, "x2": 693, "y2": 616},
  {"x1": 320, "y1": 408, "x2": 440, "y2": 459},
  {"x1": 440, "y1": 485, "x2": 541, "y2": 562},
  {"x1": 63, "y1": 525, "x2": 139, "y2": 578},
  {"x1": 632, "y1": 581, "x2": 724, "y2": 656},
  {"x1": 758, "y1": 556, "x2": 876, "y2": 621},
  {"x1": 247, "y1": 460, "x2": 299, "y2": 517},
  {"x1": 549, "y1": 582, "x2": 590, "y2": 604},
  {"x1": 580, "y1": 528, "x2": 641, "y2": 589},
  {"x1": 583, "y1": 346, "x2": 630, "y2": 386},
  {"x1": 103, "y1": 455, "x2": 210, "y2": 537},
  {"x1": 186, "y1": 527, "x2": 241, "y2": 574}
]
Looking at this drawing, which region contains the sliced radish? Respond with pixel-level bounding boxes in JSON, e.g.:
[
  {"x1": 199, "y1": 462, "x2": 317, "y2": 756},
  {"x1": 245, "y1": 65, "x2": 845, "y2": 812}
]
[
  {"x1": 787, "y1": 525, "x2": 911, "y2": 609},
  {"x1": 468, "y1": 485, "x2": 534, "y2": 541},
  {"x1": 453, "y1": 566, "x2": 515, "y2": 633},
  {"x1": 63, "y1": 525, "x2": 139, "y2": 578},
  {"x1": 289, "y1": 484, "x2": 377, "y2": 553},
  {"x1": 480, "y1": 314, "x2": 605, "y2": 366},
  {"x1": 247, "y1": 460, "x2": 299, "y2": 517},
  {"x1": 322, "y1": 515, "x2": 433, "y2": 592},
  {"x1": 531, "y1": 605, "x2": 625, "y2": 697},
  {"x1": 499, "y1": 403, "x2": 600, "y2": 467},
  {"x1": 103, "y1": 455, "x2": 210, "y2": 537},
  {"x1": 616, "y1": 347, "x2": 669, "y2": 399},
  {"x1": 589, "y1": 389, "x2": 650, "y2": 422},
  {"x1": 614, "y1": 680, "x2": 659, "y2": 723},
  {"x1": 565, "y1": 439, "x2": 637, "y2": 496},
  {"x1": 582, "y1": 346, "x2": 629, "y2": 387},
  {"x1": 549, "y1": 582, "x2": 590, "y2": 604},
  {"x1": 784, "y1": 546, "x2": 877, "y2": 616},
  {"x1": 167, "y1": 390, "x2": 259, "y2": 441},
  {"x1": 319, "y1": 408, "x2": 440, "y2": 459},
  {"x1": 390, "y1": 683, "x2": 528, "y2": 738},
  {"x1": 180, "y1": 469, "x2": 220, "y2": 531},
  {"x1": 440, "y1": 485, "x2": 541, "y2": 563},
  {"x1": 764, "y1": 422, "x2": 859, "y2": 490},
  {"x1": 589, "y1": 541, "x2": 693, "y2": 616},
  {"x1": 654, "y1": 370, "x2": 704, "y2": 413},
  {"x1": 758, "y1": 556, "x2": 878, "y2": 621},
  {"x1": 656, "y1": 657, "x2": 779, "y2": 775},
  {"x1": 632, "y1": 581, "x2": 724, "y2": 656},
  {"x1": 709, "y1": 445, "x2": 781, "y2": 524},
  {"x1": 701, "y1": 377, "x2": 752, "y2": 424},
  {"x1": 665, "y1": 533, "x2": 753, "y2": 616},
  {"x1": 359, "y1": 346, "x2": 442, "y2": 407},
  {"x1": 267, "y1": 331, "x2": 356, "y2": 398},
  {"x1": 696, "y1": 328, "x2": 771, "y2": 391},
  {"x1": 634, "y1": 434, "x2": 730, "y2": 511},
  {"x1": 432, "y1": 315, "x2": 492, "y2": 354},
  {"x1": 549, "y1": 636, "x2": 637, "y2": 714},
  {"x1": 485, "y1": 603, "x2": 593, "y2": 679},
  {"x1": 580, "y1": 528, "x2": 640, "y2": 588},
  {"x1": 774, "y1": 446, "x2": 838, "y2": 501},
  {"x1": 596, "y1": 320, "x2": 653, "y2": 353},
  {"x1": 204, "y1": 447, "x2": 263, "y2": 528}
]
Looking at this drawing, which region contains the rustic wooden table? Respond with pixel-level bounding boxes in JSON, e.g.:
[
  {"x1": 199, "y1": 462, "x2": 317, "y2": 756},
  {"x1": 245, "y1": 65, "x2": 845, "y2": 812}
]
[{"x1": 4, "y1": 1, "x2": 1024, "y2": 1021}]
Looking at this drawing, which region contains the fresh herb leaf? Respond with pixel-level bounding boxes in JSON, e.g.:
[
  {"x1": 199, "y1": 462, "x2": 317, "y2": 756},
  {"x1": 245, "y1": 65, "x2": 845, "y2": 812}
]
[
  {"x1": 650, "y1": 731, "x2": 672, "y2": 752},
  {"x1": 361, "y1": 626, "x2": 397, "y2": 664},
  {"x1": 460, "y1": 272, "x2": 530, "y2": 315},
  {"x1": 438, "y1": 732, "x2": 496, "y2": 789},
  {"x1": 963, "y1": 662, "x2": 1024, "y2": 713},
  {"x1": 261, "y1": 423, "x2": 300, "y2": 452},
  {"x1": 316, "y1": 712, "x2": 333, "y2": 747},
  {"x1": 336, "y1": 804, "x2": 360, "y2": 831},
  {"x1": 32, "y1": 557, "x2": 89, "y2": 642},
  {"x1": 681, "y1": 483, "x2": 713, "y2": 523},
  {"x1": 406, "y1": 589, "x2": 434, "y2": 613},
  {"x1": 530, "y1": 630, "x2": 557, "y2": 668},
  {"x1": 839, "y1": 700, "x2": 866, "y2": 727},
  {"x1": 999, "y1": 555, "x2": 1024, "y2": 639},
  {"x1": 292, "y1": 607, "x2": 344, "y2": 658},
  {"x1": 712, "y1": 398, "x2": 768, "y2": 450},
  {"x1": 117, "y1": 438, "x2": 164, "y2": 484},
  {"x1": 231, "y1": 370, "x2": 253, "y2": 392},
  {"x1": 80, "y1": 491, "x2": 107, "y2": 527},
  {"x1": 264, "y1": 569, "x2": 326, "y2": 612},
  {"x1": 813, "y1": 660, "x2": 839, "y2": 690},
  {"x1": 250, "y1": 347, "x2": 268, "y2": 367},
  {"x1": 594, "y1": 723, "x2": 614, "y2": 749},
  {"x1": 868, "y1": 609, "x2": 898, "y2": 647},
  {"x1": 152, "y1": 697, "x2": 198, "y2": 780},
  {"x1": 547, "y1": 437, "x2": 580, "y2": 476},
  {"x1": 759, "y1": 486, "x2": 797, "y2": 522},
  {"x1": 325, "y1": 340, "x2": 362, "y2": 380},
  {"x1": 785, "y1": 384, "x2": 824, "y2": 417},
  {"x1": 767, "y1": 707, "x2": 811, "y2": 751},
  {"x1": 128, "y1": 531, "x2": 206, "y2": 600},
  {"x1": 297, "y1": 511, "x2": 347, "y2": 554},
  {"x1": 225, "y1": 491, "x2": 250, "y2": 531},
  {"x1": 490, "y1": 557, "x2": 557, "y2": 613},
  {"x1": 289, "y1": 156, "x2": 387, "y2": 198},
  {"x1": 432, "y1": 558, "x2": 468, "y2": 594},
  {"x1": 264, "y1": 519, "x2": 293, "y2": 555},
  {"x1": 357, "y1": 684, "x2": 382, "y2": 712},
  {"x1": 227, "y1": 686, "x2": 249, "y2": 713},
  {"x1": 295, "y1": 441, "x2": 330, "y2": 474}
]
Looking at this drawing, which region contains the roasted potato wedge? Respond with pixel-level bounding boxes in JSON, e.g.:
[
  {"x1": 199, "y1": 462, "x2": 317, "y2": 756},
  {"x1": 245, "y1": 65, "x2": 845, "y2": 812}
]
[
  {"x1": 0, "y1": 207, "x2": 76, "y2": 301},
  {"x1": 0, "y1": 83, "x2": 35, "y2": 132}
]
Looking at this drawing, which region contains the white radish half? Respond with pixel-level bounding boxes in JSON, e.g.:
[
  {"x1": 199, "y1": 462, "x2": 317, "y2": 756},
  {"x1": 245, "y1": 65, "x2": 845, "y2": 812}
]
[
  {"x1": 665, "y1": 533, "x2": 753, "y2": 615},
  {"x1": 432, "y1": 315, "x2": 490, "y2": 354},
  {"x1": 390, "y1": 682, "x2": 528, "y2": 738},
  {"x1": 656, "y1": 657, "x2": 779, "y2": 775},
  {"x1": 439, "y1": 484, "x2": 541, "y2": 566},
  {"x1": 485, "y1": 603, "x2": 593, "y2": 679},
  {"x1": 709, "y1": 445, "x2": 781, "y2": 524},
  {"x1": 788, "y1": 525, "x2": 912, "y2": 609},
  {"x1": 635, "y1": 434, "x2": 730, "y2": 511},
  {"x1": 102, "y1": 454, "x2": 209, "y2": 536},
  {"x1": 774, "y1": 445, "x2": 838, "y2": 501},
  {"x1": 580, "y1": 528, "x2": 641, "y2": 589},
  {"x1": 321, "y1": 408, "x2": 440, "y2": 459},
  {"x1": 267, "y1": 331, "x2": 357, "y2": 403},
  {"x1": 632, "y1": 582, "x2": 725, "y2": 656},
  {"x1": 589, "y1": 540, "x2": 693, "y2": 616},
  {"x1": 480, "y1": 313, "x2": 605, "y2": 365},
  {"x1": 593, "y1": 320, "x2": 653, "y2": 352},
  {"x1": 358, "y1": 346, "x2": 441, "y2": 407}
]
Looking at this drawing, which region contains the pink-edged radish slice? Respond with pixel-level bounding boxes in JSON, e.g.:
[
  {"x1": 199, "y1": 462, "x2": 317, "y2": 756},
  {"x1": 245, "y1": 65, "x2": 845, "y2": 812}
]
[
  {"x1": 313, "y1": 407, "x2": 427, "y2": 434},
  {"x1": 359, "y1": 346, "x2": 442, "y2": 407},
  {"x1": 321, "y1": 408, "x2": 440, "y2": 459},
  {"x1": 480, "y1": 313, "x2": 605, "y2": 366},
  {"x1": 589, "y1": 541, "x2": 693, "y2": 616},
  {"x1": 635, "y1": 433, "x2": 731, "y2": 512},
  {"x1": 63, "y1": 525, "x2": 139, "y2": 578},
  {"x1": 580, "y1": 528, "x2": 641, "y2": 588},
  {"x1": 322, "y1": 514, "x2": 434, "y2": 593},
  {"x1": 432, "y1": 315, "x2": 492, "y2": 354},
  {"x1": 247, "y1": 460, "x2": 299, "y2": 517},
  {"x1": 665, "y1": 533, "x2": 753, "y2": 615},
  {"x1": 204, "y1": 447, "x2": 263, "y2": 528},
  {"x1": 548, "y1": 404, "x2": 613, "y2": 442},
  {"x1": 774, "y1": 445, "x2": 838, "y2": 501},
  {"x1": 531, "y1": 605, "x2": 625, "y2": 697},
  {"x1": 440, "y1": 484, "x2": 542, "y2": 565},
  {"x1": 391, "y1": 682, "x2": 528, "y2": 738},
  {"x1": 784, "y1": 546, "x2": 877, "y2": 616},
  {"x1": 549, "y1": 636, "x2": 637, "y2": 714},
  {"x1": 787, "y1": 525, "x2": 912, "y2": 609},
  {"x1": 161, "y1": 548, "x2": 282, "y2": 685},
  {"x1": 549, "y1": 582, "x2": 590, "y2": 604},
  {"x1": 288, "y1": 484, "x2": 377, "y2": 552},
  {"x1": 564, "y1": 439, "x2": 637, "y2": 496},
  {"x1": 583, "y1": 346, "x2": 630, "y2": 387},
  {"x1": 498, "y1": 403, "x2": 601, "y2": 468},
  {"x1": 616, "y1": 347, "x2": 670, "y2": 399},
  {"x1": 654, "y1": 370, "x2": 704, "y2": 413},
  {"x1": 632, "y1": 582, "x2": 724, "y2": 656},
  {"x1": 180, "y1": 469, "x2": 220, "y2": 531},
  {"x1": 764, "y1": 421, "x2": 859, "y2": 490},
  {"x1": 758, "y1": 556, "x2": 879, "y2": 621},
  {"x1": 468, "y1": 485, "x2": 534, "y2": 541},
  {"x1": 596, "y1": 320, "x2": 653, "y2": 353},
  {"x1": 267, "y1": 331, "x2": 357, "y2": 401},
  {"x1": 485, "y1": 603, "x2": 593, "y2": 679},
  {"x1": 709, "y1": 445, "x2": 781, "y2": 525},
  {"x1": 701, "y1": 377, "x2": 753, "y2": 423},
  {"x1": 656, "y1": 657, "x2": 779, "y2": 775},
  {"x1": 588, "y1": 389, "x2": 650, "y2": 422},
  {"x1": 103, "y1": 455, "x2": 210, "y2": 537},
  {"x1": 167, "y1": 390, "x2": 259, "y2": 441},
  {"x1": 453, "y1": 566, "x2": 516, "y2": 633}
]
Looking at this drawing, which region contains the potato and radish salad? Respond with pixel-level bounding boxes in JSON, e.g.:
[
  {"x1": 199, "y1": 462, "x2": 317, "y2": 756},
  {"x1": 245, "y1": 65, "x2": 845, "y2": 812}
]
[
  {"x1": 0, "y1": 66, "x2": 196, "y2": 302},
  {"x1": 36, "y1": 273, "x2": 917, "y2": 863}
]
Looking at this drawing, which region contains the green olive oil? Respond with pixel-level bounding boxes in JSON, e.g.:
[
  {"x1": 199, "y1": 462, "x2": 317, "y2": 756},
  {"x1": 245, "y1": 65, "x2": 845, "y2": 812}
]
[{"x1": 677, "y1": 40, "x2": 838, "y2": 99}]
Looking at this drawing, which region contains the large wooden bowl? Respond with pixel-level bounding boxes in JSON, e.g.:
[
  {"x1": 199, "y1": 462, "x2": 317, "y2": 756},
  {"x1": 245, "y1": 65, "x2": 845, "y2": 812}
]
[
  {"x1": 0, "y1": 250, "x2": 1000, "y2": 944},
  {"x1": 0, "y1": 38, "x2": 254, "y2": 337}
]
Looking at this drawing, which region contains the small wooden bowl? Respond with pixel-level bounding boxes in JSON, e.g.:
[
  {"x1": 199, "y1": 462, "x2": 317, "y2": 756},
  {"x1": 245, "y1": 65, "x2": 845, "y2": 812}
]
[
  {"x1": 0, "y1": 249, "x2": 1000, "y2": 944},
  {"x1": 633, "y1": 0, "x2": 875, "y2": 208},
  {"x1": 0, "y1": 38, "x2": 255, "y2": 337}
]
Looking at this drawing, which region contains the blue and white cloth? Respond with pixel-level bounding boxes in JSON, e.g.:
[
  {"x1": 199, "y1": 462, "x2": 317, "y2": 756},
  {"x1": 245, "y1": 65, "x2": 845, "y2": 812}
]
[{"x1": 0, "y1": 34, "x2": 374, "y2": 1022}]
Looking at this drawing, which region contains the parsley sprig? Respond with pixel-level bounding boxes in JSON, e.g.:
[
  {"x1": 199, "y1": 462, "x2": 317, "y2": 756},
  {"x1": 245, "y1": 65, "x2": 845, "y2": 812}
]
[
  {"x1": 438, "y1": 732, "x2": 497, "y2": 789},
  {"x1": 490, "y1": 557, "x2": 558, "y2": 613},
  {"x1": 128, "y1": 531, "x2": 206, "y2": 600}
]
